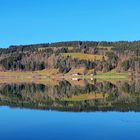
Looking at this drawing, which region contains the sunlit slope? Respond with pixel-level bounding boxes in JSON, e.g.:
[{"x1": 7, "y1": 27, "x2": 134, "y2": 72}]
[{"x1": 62, "y1": 53, "x2": 106, "y2": 61}]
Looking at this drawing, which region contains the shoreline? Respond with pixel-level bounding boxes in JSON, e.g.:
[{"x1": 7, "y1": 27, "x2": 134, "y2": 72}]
[{"x1": 0, "y1": 70, "x2": 130, "y2": 84}]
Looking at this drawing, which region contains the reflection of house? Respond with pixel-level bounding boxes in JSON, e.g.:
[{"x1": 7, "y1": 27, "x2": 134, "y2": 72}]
[
  {"x1": 72, "y1": 73, "x2": 81, "y2": 76},
  {"x1": 72, "y1": 78, "x2": 79, "y2": 81},
  {"x1": 72, "y1": 73, "x2": 78, "y2": 76}
]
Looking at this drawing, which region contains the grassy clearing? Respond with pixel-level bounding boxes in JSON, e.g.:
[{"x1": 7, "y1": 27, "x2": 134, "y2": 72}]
[
  {"x1": 0, "y1": 78, "x2": 59, "y2": 86},
  {"x1": 0, "y1": 68, "x2": 59, "y2": 77},
  {"x1": 0, "y1": 68, "x2": 60, "y2": 81},
  {"x1": 62, "y1": 53, "x2": 106, "y2": 61},
  {"x1": 62, "y1": 93, "x2": 109, "y2": 101},
  {"x1": 98, "y1": 46, "x2": 114, "y2": 51},
  {"x1": 36, "y1": 68, "x2": 59, "y2": 76},
  {"x1": 67, "y1": 68, "x2": 94, "y2": 75},
  {"x1": 0, "y1": 70, "x2": 60, "y2": 85},
  {"x1": 38, "y1": 46, "x2": 74, "y2": 51},
  {"x1": 0, "y1": 71, "x2": 32, "y2": 78},
  {"x1": 68, "y1": 68, "x2": 85, "y2": 75},
  {"x1": 95, "y1": 71, "x2": 128, "y2": 80}
]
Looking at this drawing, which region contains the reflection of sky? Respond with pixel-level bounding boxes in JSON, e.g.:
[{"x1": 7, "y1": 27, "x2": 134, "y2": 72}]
[{"x1": 0, "y1": 106, "x2": 140, "y2": 140}]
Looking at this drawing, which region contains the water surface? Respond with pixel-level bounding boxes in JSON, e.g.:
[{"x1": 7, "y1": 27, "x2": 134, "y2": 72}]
[
  {"x1": 0, "y1": 106, "x2": 140, "y2": 140},
  {"x1": 0, "y1": 80, "x2": 140, "y2": 140}
]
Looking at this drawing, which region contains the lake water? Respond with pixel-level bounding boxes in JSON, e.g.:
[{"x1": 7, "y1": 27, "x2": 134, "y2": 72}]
[
  {"x1": 0, "y1": 107, "x2": 140, "y2": 140},
  {"x1": 0, "y1": 80, "x2": 140, "y2": 140}
]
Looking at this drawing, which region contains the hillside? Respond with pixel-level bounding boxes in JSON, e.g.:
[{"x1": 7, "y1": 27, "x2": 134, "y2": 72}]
[{"x1": 0, "y1": 41, "x2": 140, "y2": 77}]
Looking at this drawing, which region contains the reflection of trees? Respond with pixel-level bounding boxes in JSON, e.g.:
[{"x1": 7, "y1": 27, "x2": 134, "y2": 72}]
[{"x1": 0, "y1": 80, "x2": 140, "y2": 111}]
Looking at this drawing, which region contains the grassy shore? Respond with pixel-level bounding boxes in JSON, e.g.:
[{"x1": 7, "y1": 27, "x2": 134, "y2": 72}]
[
  {"x1": 94, "y1": 71, "x2": 128, "y2": 80},
  {"x1": 0, "y1": 69, "x2": 129, "y2": 84}
]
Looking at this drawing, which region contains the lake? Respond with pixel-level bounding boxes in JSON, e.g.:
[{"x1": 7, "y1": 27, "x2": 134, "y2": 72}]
[{"x1": 0, "y1": 79, "x2": 140, "y2": 140}]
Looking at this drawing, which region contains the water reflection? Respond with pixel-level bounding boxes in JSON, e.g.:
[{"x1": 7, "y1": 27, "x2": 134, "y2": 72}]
[{"x1": 0, "y1": 79, "x2": 140, "y2": 112}]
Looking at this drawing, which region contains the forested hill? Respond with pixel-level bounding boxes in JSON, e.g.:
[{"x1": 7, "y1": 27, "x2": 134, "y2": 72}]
[
  {"x1": 0, "y1": 41, "x2": 140, "y2": 75},
  {"x1": 6, "y1": 40, "x2": 140, "y2": 49}
]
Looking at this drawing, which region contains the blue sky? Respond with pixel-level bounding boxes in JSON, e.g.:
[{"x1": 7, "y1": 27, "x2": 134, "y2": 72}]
[{"x1": 0, "y1": 0, "x2": 140, "y2": 48}]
